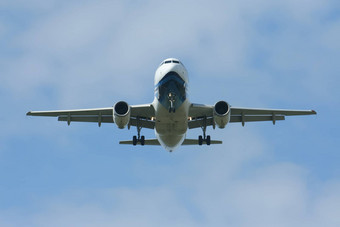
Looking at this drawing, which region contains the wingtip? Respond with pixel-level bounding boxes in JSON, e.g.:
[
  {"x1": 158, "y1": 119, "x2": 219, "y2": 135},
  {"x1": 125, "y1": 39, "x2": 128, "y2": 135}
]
[
  {"x1": 312, "y1": 110, "x2": 317, "y2": 115},
  {"x1": 26, "y1": 111, "x2": 32, "y2": 116}
]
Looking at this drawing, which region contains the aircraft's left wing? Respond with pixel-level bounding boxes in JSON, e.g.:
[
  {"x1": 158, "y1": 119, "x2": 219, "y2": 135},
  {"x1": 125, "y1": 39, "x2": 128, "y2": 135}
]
[
  {"x1": 27, "y1": 104, "x2": 155, "y2": 129},
  {"x1": 229, "y1": 107, "x2": 316, "y2": 126},
  {"x1": 188, "y1": 103, "x2": 316, "y2": 129}
]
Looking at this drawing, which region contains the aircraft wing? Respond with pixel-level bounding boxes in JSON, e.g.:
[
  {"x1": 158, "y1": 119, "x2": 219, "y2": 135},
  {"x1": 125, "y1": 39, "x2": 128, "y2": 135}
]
[
  {"x1": 26, "y1": 104, "x2": 156, "y2": 129},
  {"x1": 188, "y1": 103, "x2": 317, "y2": 128}
]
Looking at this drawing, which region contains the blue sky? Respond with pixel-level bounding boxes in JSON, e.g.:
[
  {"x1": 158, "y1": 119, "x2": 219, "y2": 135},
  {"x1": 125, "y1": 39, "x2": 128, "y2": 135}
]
[{"x1": 1, "y1": 0, "x2": 340, "y2": 226}]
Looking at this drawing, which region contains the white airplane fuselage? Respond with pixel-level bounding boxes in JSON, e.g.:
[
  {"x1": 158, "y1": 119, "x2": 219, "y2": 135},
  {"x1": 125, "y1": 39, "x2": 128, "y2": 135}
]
[{"x1": 152, "y1": 58, "x2": 190, "y2": 151}]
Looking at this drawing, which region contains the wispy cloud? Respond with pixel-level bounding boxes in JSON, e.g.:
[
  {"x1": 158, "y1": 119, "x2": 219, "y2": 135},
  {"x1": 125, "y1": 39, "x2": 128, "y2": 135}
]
[
  {"x1": 1, "y1": 131, "x2": 340, "y2": 227},
  {"x1": 0, "y1": 0, "x2": 339, "y2": 226}
]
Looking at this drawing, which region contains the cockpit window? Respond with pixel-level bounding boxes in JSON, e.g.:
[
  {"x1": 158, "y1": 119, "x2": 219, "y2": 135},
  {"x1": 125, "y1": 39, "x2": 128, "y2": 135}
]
[{"x1": 159, "y1": 59, "x2": 183, "y2": 66}]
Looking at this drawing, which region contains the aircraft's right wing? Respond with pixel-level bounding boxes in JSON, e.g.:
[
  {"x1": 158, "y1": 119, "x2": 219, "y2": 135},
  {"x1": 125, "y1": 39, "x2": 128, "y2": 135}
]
[
  {"x1": 27, "y1": 104, "x2": 156, "y2": 129},
  {"x1": 188, "y1": 103, "x2": 316, "y2": 129},
  {"x1": 26, "y1": 107, "x2": 114, "y2": 126}
]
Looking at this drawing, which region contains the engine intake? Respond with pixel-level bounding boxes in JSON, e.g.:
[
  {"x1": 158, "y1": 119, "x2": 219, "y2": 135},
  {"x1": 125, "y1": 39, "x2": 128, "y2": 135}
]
[
  {"x1": 214, "y1": 101, "x2": 230, "y2": 128},
  {"x1": 113, "y1": 101, "x2": 130, "y2": 129}
]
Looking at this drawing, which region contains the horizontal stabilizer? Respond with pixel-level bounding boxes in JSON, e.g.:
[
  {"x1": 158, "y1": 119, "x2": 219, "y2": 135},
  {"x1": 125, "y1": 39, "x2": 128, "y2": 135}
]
[
  {"x1": 182, "y1": 139, "x2": 222, "y2": 145},
  {"x1": 119, "y1": 138, "x2": 222, "y2": 146},
  {"x1": 119, "y1": 139, "x2": 160, "y2": 145}
]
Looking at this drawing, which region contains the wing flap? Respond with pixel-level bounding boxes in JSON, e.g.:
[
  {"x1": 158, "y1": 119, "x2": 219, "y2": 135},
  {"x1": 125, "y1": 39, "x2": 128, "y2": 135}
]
[
  {"x1": 230, "y1": 115, "x2": 285, "y2": 123},
  {"x1": 188, "y1": 118, "x2": 214, "y2": 129},
  {"x1": 231, "y1": 107, "x2": 317, "y2": 116},
  {"x1": 58, "y1": 116, "x2": 113, "y2": 123},
  {"x1": 57, "y1": 116, "x2": 155, "y2": 129},
  {"x1": 129, "y1": 118, "x2": 155, "y2": 129},
  {"x1": 188, "y1": 115, "x2": 285, "y2": 129}
]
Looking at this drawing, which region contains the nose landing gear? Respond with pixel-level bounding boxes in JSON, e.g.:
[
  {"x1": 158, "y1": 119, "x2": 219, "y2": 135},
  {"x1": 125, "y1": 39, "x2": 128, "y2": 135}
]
[{"x1": 168, "y1": 92, "x2": 176, "y2": 113}]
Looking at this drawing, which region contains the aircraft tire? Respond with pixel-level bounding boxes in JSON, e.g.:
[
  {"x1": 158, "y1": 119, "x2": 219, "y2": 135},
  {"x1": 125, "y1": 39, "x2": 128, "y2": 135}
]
[
  {"x1": 141, "y1": 136, "x2": 145, "y2": 146},
  {"x1": 206, "y1": 135, "x2": 211, "y2": 145},
  {"x1": 198, "y1": 135, "x2": 203, "y2": 145},
  {"x1": 133, "y1": 136, "x2": 137, "y2": 146}
]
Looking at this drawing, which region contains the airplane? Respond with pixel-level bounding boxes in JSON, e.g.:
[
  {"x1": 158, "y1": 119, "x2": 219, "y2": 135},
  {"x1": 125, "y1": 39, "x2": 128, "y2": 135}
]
[{"x1": 27, "y1": 58, "x2": 317, "y2": 152}]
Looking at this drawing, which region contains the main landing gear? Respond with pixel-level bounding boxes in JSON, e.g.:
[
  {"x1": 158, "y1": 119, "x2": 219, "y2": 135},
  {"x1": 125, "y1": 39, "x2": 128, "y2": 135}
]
[
  {"x1": 133, "y1": 135, "x2": 145, "y2": 146},
  {"x1": 133, "y1": 117, "x2": 145, "y2": 146},
  {"x1": 198, "y1": 135, "x2": 211, "y2": 146},
  {"x1": 198, "y1": 117, "x2": 211, "y2": 146}
]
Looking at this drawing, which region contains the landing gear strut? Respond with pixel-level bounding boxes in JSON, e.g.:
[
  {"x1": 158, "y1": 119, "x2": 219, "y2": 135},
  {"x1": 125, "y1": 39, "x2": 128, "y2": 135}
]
[
  {"x1": 198, "y1": 116, "x2": 211, "y2": 146},
  {"x1": 168, "y1": 92, "x2": 176, "y2": 113},
  {"x1": 133, "y1": 117, "x2": 145, "y2": 146}
]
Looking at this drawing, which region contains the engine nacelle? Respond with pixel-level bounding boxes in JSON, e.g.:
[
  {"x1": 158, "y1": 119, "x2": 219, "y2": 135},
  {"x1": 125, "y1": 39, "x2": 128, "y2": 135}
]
[
  {"x1": 113, "y1": 101, "x2": 131, "y2": 129},
  {"x1": 213, "y1": 101, "x2": 231, "y2": 129}
]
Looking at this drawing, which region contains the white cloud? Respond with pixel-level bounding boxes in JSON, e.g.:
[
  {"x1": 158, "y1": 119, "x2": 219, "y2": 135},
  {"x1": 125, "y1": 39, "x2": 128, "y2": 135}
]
[
  {"x1": 1, "y1": 137, "x2": 340, "y2": 227},
  {"x1": 3, "y1": 0, "x2": 338, "y2": 108},
  {"x1": 1, "y1": 1, "x2": 339, "y2": 226}
]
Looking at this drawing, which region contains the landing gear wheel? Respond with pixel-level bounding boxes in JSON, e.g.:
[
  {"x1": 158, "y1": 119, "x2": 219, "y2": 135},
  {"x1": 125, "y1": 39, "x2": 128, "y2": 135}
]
[
  {"x1": 140, "y1": 136, "x2": 145, "y2": 146},
  {"x1": 133, "y1": 136, "x2": 137, "y2": 146},
  {"x1": 198, "y1": 135, "x2": 203, "y2": 146},
  {"x1": 206, "y1": 135, "x2": 211, "y2": 145}
]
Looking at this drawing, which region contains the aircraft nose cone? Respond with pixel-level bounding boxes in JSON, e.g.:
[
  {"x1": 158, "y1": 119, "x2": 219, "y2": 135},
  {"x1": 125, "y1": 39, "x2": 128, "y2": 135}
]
[{"x1": 168, "y1": 64, "x2": 181, "y2": 72}]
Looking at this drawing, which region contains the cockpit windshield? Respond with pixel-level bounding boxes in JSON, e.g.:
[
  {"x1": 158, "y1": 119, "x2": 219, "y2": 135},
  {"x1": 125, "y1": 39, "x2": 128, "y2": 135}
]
[{"x1": 159, "y1": 59, "x2": 183, "y2": 66}]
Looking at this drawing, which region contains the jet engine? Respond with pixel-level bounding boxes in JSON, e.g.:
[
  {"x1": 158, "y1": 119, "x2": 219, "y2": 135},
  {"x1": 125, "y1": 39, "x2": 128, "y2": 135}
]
[
  {"x1": 113, "y1": 101, "x2": 131, "y2": 129},
  {"x1": 213, "y1": 101, "x2": 231, "y2": 129}
]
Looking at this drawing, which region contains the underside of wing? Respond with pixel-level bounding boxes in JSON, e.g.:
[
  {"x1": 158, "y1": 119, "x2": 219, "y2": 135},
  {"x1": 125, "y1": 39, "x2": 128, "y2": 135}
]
[
  {"x1": 188, "y1": 103, "x2": 214, "y2": 119},
  {"x1": 130, "y1": 104, "x2": 155, "y2": 119},
  {"x1": 188, "y1": 103, "x2": 316, "y2": 129},
  {"x1": 27, "y1": 103, "x2": 156, "y2": 129},
  {"x1": 128, "y1": 104, "x2": 155, "y2": 129},
  {"x1": 27, "y1": 107, "x2": 114, "y2": 126},
  {"x1": 230, "y1": 107, "x2": 316, "y2": 126}
]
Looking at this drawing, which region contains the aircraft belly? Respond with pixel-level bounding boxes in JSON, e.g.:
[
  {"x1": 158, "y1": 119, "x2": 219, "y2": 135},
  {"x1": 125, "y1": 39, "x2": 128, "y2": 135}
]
[{"x1": 153, "y1": 99, "x2": 189, "y2": 150}]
